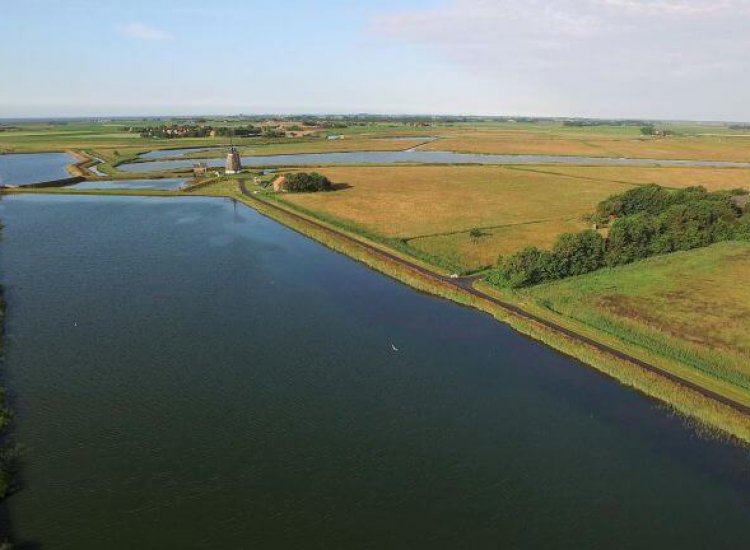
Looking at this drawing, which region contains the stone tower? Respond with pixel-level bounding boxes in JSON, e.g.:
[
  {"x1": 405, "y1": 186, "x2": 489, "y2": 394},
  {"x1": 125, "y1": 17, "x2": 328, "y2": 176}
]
[
  {"x1": 225, "y1": 147, "x2": 242, "y2": 174},
  {"x1": 225, "y1": 133, "x2": 242, "y2": 174}
]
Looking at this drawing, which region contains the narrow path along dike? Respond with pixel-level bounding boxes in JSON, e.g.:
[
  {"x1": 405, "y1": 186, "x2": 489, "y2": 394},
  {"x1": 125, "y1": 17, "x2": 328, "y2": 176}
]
[{"x1": 237, "y1": 180, "x2": 750, "y2": 418}]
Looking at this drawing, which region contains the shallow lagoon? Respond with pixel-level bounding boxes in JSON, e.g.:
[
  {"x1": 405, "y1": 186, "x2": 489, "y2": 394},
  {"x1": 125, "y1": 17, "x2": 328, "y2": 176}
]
[
  {"x1": 2, "y1": 195, "x2": 750, "y2": 548},
  {"x1": 118, "y1": 150, "x2": 750, "y2": 173},
  {"x1": 69, "y1": 178, "x2": 188, "y2": 191},
  {"x1": 0, "y1": 152, "x2": 74, "y2": 185},
  {"x1": 139, "y1": 147, "x2": 222, "y2": 160}
]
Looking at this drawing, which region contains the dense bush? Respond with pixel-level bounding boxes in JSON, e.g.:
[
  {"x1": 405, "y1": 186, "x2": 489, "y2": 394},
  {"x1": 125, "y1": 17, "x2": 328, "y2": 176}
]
[
  {"x1": 605, "y1": 213, "x2": 658, "y2": 266},
  {"x1": 736, "y1": 215, "x2": 750, "y2": 240},
  {"x1": 493, "y1": 185, "x2": 750, "y2": 288},
  {"x1": 490, "y1": 231, "x2": 606, "y2": 288},
  {"x1": 549, "y1": 230, "x2": 606, "y2": 278},
  {"x1": 283, "y1": 172, "x2": 333, "y2": 193},
  {"x1": 488, "y1": 247, "x2": 553, "y2": 288}
]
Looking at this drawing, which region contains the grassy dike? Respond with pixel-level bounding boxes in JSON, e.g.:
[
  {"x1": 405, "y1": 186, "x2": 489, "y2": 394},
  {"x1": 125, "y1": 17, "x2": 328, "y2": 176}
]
[{"x1": 6, "y1": 183, "x2": 750, "y2": 445}]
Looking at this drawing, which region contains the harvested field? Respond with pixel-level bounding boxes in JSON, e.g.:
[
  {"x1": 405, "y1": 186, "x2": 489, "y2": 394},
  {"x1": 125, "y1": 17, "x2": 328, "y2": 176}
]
[
  {"x1": 279, "y1": 166, "x2": 634, "y2": 239},
  {"x1": 510, "y1": 165, "x2": 750, "y2": 192},
  {"x1": 408, "y1": 218, "x2": 590, "y2": 271},
  {"x1": 420, "y1": 133, "x2": 750, "y2": 162}
]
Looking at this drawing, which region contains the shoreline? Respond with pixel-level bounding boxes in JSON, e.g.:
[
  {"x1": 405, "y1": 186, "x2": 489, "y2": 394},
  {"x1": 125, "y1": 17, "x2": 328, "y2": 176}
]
[
  {"x1": 233, "y1": 182, "x2": 750, "y2": 444},
  {"x1": 4, "y1": 182, "x2": 750, "y2": 444}
]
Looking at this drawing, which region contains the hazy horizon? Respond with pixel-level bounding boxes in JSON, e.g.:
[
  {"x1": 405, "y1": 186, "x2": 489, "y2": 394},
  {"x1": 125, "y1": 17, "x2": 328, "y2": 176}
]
[
  {"x1": 0, "y1": 113, "x2": 747, "y2": 125},
  {"x1": 3, "y1": 0, "x2": 749, "y2": 121}
]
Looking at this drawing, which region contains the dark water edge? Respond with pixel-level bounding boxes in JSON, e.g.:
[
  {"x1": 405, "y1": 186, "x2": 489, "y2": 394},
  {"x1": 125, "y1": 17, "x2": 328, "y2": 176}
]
[{"x1": 0, "y1": 195, "x2": 749, "y2": 548}]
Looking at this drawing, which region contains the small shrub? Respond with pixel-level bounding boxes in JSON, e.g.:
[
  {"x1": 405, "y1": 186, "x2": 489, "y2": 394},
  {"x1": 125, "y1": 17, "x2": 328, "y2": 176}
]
[
  {"x1": 284, "y1": 172, "x2": 333, "y2": 193},
  {"x1": 469, "y1": 228, "x2": 486, "y2": 240},
  {"x1": 490, "y1": 247, "x2": 553, "y2": 288}
]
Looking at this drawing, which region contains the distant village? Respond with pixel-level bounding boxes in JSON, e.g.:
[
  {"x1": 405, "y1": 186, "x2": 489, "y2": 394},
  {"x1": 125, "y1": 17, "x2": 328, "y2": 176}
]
[
  {"x1": 127, "y1": 120, "x2": 351, "y2": 140},
  {"x1": 123, "y1": 115, "x2": 439, "y2": 141}
]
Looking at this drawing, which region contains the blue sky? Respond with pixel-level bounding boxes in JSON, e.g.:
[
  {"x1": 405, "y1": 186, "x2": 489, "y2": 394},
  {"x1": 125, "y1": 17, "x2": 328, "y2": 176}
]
[{"x1": 2, "y1": 0, "x2": 749, "y2": 120}]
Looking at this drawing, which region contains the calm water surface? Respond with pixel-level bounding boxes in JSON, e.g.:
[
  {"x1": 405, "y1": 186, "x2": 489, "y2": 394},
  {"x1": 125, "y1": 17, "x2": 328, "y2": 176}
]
[
  {"x1": 118, "y1": 150, "x2": 750, "y2": 172},
  {"x1": 0, "y1": 153, "x2": 74, "y2": 185},
  {"x1": 2, "y1": 195, "x2": 750, "y2": 549},
  {"x1": 69, "y1": 178, "x2": 188, "y2": 191},
  {"x1": 139, "y1": 147, "x2": 222, "y2": 160}
]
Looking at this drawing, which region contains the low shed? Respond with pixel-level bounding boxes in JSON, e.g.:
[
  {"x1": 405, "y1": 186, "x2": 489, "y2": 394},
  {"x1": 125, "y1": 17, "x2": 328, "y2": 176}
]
[{"x1": 272, "y1": 176, "x2": 286, "y2": 192}]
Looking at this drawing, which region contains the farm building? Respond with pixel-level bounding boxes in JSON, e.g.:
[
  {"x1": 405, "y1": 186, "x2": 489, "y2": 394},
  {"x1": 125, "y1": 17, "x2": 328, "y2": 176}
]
[
  {"x1": 272, "y1": 176, "x2": 286, "y2": 192},
  {"x1": 192, "y1": 162, "x2": 208, "y2": 178}
]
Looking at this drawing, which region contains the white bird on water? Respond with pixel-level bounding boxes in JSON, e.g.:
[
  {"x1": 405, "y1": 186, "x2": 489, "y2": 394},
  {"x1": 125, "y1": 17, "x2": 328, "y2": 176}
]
[{"x1": 391, "y1": 343, "x2": 399, "y2": 352}]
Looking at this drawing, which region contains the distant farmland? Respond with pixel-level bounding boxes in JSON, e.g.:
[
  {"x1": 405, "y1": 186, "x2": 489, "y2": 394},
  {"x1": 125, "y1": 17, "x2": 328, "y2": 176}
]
[{"x1": 418, "y1": 130, "x2": 750, "y2": 162}]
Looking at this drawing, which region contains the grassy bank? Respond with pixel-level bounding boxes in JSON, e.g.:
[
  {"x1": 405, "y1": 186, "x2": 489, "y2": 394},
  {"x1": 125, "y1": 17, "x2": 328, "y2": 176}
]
[{"x1": 519, "y1": 243, "x2": 750, "y2": 393}]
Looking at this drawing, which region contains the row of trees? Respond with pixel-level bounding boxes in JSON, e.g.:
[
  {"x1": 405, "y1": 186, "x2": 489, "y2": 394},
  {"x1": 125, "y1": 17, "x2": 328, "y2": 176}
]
[
  {"x1": 489, "y1": 185, "x2": 750, "y2": 288},
  {"x1": 283, "y1": 172, "x2": 333, "y2": 193}
]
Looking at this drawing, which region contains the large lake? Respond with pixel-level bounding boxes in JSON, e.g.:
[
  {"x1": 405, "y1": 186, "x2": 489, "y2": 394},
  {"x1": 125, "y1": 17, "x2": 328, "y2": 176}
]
[
  {"x1": 0, "y1": 153, "x2": 74, "y2": 185},
  {"x1": 2, "y1": 195, "x2": 750, "y2": 548},
  {"x1": 119, "y1": 150, "x2": 750, "y2": 172}
]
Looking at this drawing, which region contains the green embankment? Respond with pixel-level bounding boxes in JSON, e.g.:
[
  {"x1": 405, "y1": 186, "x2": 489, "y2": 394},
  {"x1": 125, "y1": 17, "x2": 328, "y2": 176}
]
[{"x1": 520, "y1": 242, "x2": 750, "y2": 395}]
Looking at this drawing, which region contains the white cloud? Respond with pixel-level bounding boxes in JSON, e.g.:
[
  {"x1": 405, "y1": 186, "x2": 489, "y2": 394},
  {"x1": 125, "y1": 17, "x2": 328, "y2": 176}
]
[
  {"x1": 372, "y1": 0, "x2": 750, "y2": 119},
  {"x1": 118, "y1": 22, "x2": 173, "y2": 41}
]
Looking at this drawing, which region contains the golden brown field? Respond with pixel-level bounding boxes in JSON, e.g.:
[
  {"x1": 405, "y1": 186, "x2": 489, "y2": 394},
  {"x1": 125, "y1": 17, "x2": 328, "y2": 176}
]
[
  {"x1": 277, "y1": 166, "x2": 635, "y2": 270},
  {"x1": 408, "y1": 218, "x2": 590, "y2": 271},
  {"x1": 510, "y1": 165, "x2": 750, "y2": 191},
  {"x1": 275, "y1": 162, "x2": 750, "y2": 271},
  {"x1": 281, "y1": 166, "x2": 633, "y2": 237},
  {"x1": 419, "y1": 132, "x2": 750, "y2": 162}
]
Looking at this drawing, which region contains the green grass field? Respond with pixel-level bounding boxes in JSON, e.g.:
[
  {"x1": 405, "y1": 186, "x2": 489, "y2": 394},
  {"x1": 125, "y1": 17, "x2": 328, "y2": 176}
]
[{"x1": 520, "y1": 242, "x2": 750, "y2": 393}]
